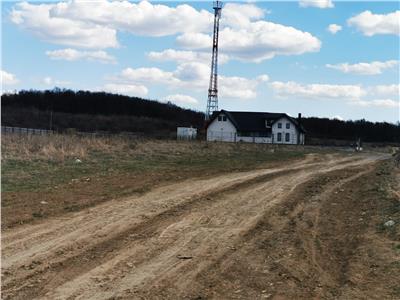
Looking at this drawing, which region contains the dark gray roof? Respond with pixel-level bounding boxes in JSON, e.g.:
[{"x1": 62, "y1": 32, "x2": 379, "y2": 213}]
[{"x1": 209, "y1": 110, "x2": 306, "y2": 133}]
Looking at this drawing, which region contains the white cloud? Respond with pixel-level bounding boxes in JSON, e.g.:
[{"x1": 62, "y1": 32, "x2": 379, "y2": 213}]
[
  {"x1": 257, "y1": 74, "x2": 270, "y2": 82},
  {"x1": 370, "y1": 84, "x2": 400, "y2": 97},
  {"x1": 269, "y1": 80, "x2": 399, "y2": 110},
  {"x1": 222, "y1": 3, "x2": 265, "y2": 28},
  {"x1": 174, "y1": 62, "x2": 209, "y2": 85},
  {"x1": 353, "y1": 99, "x2": 400, "y2": 108},
  {"x1": 42, "y1": 77, "x2": 52, "y2": 85},
  {"x1": 10, "y1": 2, "x2": 118, "y2": 49},
  {"x1": 332, "y1": 115, "x2": 344, "y2": 121},
  {"x1": 110, "y1": 64, "x2": 206, "y2": 94},
  {"x1": 347, "y1": 10, "x2": 400, "y2": 36},
  {"x1": 11, "y1": 1, "x2": 321, "y2": 63},
  {"x1": 111, "y1": 63, "x2": 268, "y2": 100},
  {"x1": 221, "y1": 24, "x2": 321, "y2": 62},
  {"x1": 177, "y1": 22, "x2": 321, "y2": 62},
  {"x1": 1, "y1": 70, "x2": 19, "y2": 85},
  {"x1": 51, "y1": 0, "x2": 212, "y2": 37},
  {"x1": 175, "y1": 2, "x2": 321, "y2": 62},
  {"x1": 219, "y1": 75, "x2": 269, "y2": 99},
  {"x1": 102, "y1": 83, "x2": 148, "y2": 97},
  {"x1": 326, "y1": 60, "x2": 399, "y2": 75},
  {"x1": 220, "y1": 76, "x2": 257, "y2": 99},
  {"x1": 10, "y1": 1, "x2": 212, "y2": 48},
  {"x1": 299, "y1": 0, "x2": 334, "y2": 9},
  {"x1": 118, "y1": 67, "x2": 179, "y2": 86},
  {"x1": 46, "y1": 48, "x2": 116, "y2": 64},
  {"x1": 41, "y1": 76, "x2": 70, "y2": 86},
  {"x1": 327, "y1": 24, "x2": 342, "y2": 34},
  {"x1": 163, "y1": 94, "x2": 198, "y2": 105},
  {"x1": 147, "y1": 49, "x2": 229, "y2": 65},
  {"x1": 269, "y1": 81, "x2": 366, "y2": 100}
]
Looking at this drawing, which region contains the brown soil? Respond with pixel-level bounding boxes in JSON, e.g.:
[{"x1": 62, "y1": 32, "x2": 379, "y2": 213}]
[
  {"x1": 2, "y1": 171, "x2": 177, "y2": 229},
  {"x1": 2, "y1": 152, "x2": 399, "y2": 300}
]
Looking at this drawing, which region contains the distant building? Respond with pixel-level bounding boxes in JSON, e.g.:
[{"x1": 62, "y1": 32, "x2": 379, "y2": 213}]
[
  {"x1": 206, "y1": 110, "x2": 305, "y2": 144},
  {"x1": 177, "y1": 127, "x2": 197, "y2": 140}
]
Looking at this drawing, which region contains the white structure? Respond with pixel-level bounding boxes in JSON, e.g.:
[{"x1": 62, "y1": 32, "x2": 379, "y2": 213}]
[
  {"x1": 177, "y1": 127, "x2": 197, "y2": 140},
  {"x1": 206, "y1": 110, "x2": 305, "y2": 144}
]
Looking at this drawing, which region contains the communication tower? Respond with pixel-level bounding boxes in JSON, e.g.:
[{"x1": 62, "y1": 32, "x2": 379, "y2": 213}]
[{"x1": 205, "y1": 1, "x2": 223, "y2": 121}]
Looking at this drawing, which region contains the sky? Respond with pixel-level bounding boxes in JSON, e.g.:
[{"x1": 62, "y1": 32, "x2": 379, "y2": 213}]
[{"x1": 1, "y1": 0, "x2": 399, "y2": 123}]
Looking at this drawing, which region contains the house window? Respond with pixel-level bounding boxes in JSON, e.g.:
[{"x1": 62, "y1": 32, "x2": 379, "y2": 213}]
[
  {"x1": 218, "y1": 116, "x2": 222, "y2": 121},
  {"x1": 222, "y1": 116, "x2": 227, "y2": 121},
  {"x1": 277, "y1": 132, "x2": 282, "y2": 142},
  {"x1": 265, "y1": 120, "x2": 272, "y2": 128},
  {"x1": 285, "y1": 133, "x2": 290, "y2": 142},
  {"x1": 286, "y1": 123, "x2": 290, "y2": 129},
  {"x1": 278, "y1": 122, "x2": 282, "y2": 128}
]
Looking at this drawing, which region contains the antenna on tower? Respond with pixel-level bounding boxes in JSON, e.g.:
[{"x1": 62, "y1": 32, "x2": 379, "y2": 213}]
[{"x1": 205, "y1": 0, "x2": 222, "y2": 121}]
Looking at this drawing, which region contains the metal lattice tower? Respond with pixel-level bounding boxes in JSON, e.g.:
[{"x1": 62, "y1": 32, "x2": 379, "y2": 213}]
[{"x1": 205, "y1": 1, "x2": 222, "y2": 121}]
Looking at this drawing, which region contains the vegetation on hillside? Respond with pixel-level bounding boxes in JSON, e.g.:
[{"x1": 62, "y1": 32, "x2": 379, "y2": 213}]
[
  {"x1": 301, "y1": 117, "x2": 400, "y2": 143},
  {"x1": 2, "y1": 89, "x2": 204, "y2": 135},
  {"x1": 2, "y1": 89, "x2": 399, "y2": 142}
]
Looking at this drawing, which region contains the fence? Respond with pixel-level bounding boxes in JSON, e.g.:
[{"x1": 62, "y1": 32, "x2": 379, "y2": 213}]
[
  {"x1": 2, "y1": 126, "x2": 53, "y2": 135},
  {"x1": 1, "y1": 126, "x2": 164, "y2": 140}
]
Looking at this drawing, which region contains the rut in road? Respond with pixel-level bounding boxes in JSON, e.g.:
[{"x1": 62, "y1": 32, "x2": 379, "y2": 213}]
[{"x1": 1, "y1": 154, "x2": 385, "y2": 300}]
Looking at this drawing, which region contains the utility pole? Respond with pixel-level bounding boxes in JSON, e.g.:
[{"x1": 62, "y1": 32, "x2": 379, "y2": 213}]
[{"x1": 205, "y1": 1, "x2": 222, "y2": 121}]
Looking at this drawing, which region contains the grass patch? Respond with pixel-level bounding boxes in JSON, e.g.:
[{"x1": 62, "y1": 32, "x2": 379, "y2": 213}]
[
  {"x1": 2, "y1": 134, "x2": 308, "y2": 193},
  {"x1": 1, "y1": 133, "x2": 332, "y2": 227}
]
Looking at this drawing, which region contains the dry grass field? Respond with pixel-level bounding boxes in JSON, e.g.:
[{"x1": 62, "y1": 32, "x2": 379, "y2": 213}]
[
  {"x1": 2, "y1": 133, "x2": 309, "y2": 228},
  {"x1": 1, "y1": 133, "x2": 399, "y2": 300}
]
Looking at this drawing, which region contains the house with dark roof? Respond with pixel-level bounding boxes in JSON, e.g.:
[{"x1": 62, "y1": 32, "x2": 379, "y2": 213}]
[{"x1": 206, "y1": 110, "x2": 305, "y2": 144}]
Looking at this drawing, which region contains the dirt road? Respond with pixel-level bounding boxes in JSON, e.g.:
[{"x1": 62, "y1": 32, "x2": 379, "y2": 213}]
[{"x1": 2, "y1": 152, "x2": 398, "y2": 300}]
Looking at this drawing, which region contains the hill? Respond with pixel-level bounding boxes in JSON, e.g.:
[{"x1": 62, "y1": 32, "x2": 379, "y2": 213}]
[{"x1": 1, "y1": 89, "x2": 204, "y2": 137}]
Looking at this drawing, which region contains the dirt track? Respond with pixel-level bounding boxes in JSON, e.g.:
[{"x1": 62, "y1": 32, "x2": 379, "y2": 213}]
[{"x1": 2, "y1": 152, "x2": 396, "y2": 300}]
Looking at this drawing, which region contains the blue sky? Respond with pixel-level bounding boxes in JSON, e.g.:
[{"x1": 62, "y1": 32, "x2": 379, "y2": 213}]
[{"x1": 1, "y1": 1, "x2": 399, "y2": 123}]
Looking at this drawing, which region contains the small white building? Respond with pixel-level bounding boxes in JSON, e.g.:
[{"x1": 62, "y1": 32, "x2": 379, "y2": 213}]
[
  {"x1": 177, "y1": 127, "x2": 197, "y2": 140},
  {"x1": 206, "y1": 110, "x2": 305, "y2": 144}
]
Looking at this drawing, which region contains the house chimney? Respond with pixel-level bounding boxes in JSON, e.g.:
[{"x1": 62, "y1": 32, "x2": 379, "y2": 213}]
[{"x1": 297, "y1": 113, "x2": 302, "y2": 145}]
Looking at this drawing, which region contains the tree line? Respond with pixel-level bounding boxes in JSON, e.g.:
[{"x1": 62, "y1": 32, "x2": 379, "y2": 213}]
[
  {"x1": 2, "y1": 89, "x2": 204, "y2": 136},
  {"x1": 2, "y1": 89, "x2": 399, "y2": 143},
  {"x1": 300, "y1": 117, "x2": 400, "y2": 144}
]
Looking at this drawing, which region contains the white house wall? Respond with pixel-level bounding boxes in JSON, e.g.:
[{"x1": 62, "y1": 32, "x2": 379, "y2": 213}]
[
  {"x1": 271, "y1": 117, "x2": 299, "y2": 145},
  {"x1": 207, "y1": 113, "x2": 305, "y2": 145},
  {"x1": 207, "y1": 114, "x2": 237, "y2": 142}
]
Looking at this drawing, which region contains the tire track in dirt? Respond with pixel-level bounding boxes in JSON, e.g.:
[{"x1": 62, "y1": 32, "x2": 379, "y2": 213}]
[
  {"x1": 50, "y1": 158, "x2": 382, "y2": 299},
  {"x1": 2, "y1": 154, "x2": 319, "y2": 249},
  {"x1": 184, "y1": 161, "x2": 381, "y2": 299},
  {"x1": 2, "y1": 163, "x2": 307, "y2": 265},
  {"x1": 1, "y1": 153, "x2": 387, "y2": 300},
  {"x1": 2, "y1": 165, "x2": 305, "y2": 299},
  {"x1": 117, "y1": 157, "x2": 382, "y2": 300}
]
